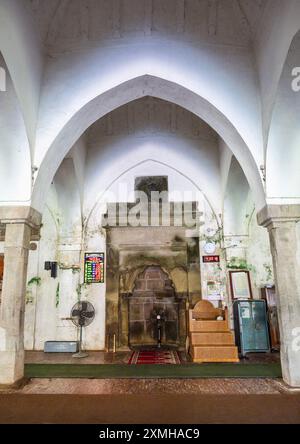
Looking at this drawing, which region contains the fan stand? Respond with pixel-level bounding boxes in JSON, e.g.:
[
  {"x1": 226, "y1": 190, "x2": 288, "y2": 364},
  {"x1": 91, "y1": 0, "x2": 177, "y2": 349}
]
[{"x1": 72, "y1": 325, "x2": 88, "y2": 359}]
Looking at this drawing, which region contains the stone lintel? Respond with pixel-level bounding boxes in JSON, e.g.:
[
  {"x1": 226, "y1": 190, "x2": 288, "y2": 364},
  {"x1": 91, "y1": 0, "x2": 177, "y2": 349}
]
[{"x1": 257, "y1": 204, "x2": 300, "y2": 229}]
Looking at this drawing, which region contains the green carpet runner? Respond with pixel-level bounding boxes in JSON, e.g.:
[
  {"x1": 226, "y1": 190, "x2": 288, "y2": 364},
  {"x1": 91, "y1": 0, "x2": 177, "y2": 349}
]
[{"x1": 25, "y1": 363, "x2": 282, "y2": 379}]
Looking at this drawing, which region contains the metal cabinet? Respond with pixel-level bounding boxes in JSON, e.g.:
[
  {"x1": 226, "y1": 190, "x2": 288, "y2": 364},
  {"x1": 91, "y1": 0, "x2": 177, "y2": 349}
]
[{"x1": 233, "y1": 300, "x2": 270, "y2": 356}]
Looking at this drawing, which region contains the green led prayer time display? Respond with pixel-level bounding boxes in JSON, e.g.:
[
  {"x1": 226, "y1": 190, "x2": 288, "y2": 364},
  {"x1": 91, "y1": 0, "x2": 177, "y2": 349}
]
[{"x1": 84, "y1": 253, "x2": 105, "y2": 284}]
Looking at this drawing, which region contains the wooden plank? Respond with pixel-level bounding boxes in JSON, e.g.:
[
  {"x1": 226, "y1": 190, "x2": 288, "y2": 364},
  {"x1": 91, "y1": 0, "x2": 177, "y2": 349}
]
[
  {"x1": 190, "y1": 332, "x2": 235, "y2": 346},
  {"x1": 191, "y1": 345, "x2": 239, "y2": 363},
  {"x1": 189, "y1": 320, "x2": 228, "y2": 332}
]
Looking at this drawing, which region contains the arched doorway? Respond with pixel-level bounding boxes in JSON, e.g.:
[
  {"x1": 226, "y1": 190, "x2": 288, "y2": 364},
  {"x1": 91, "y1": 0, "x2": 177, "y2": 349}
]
[{"x1": 129, "y1": 266, "x2": 179, "y2": 348}]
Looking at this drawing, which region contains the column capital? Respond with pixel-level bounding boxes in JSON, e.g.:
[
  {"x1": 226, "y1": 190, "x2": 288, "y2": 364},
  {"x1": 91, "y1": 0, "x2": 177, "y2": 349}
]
[
  {"x1": 0, "y1": 206, "x2": 42, "y2": 229},
  {"x1": 257, "y1": 204, "x2": 300, "y2": 229}
]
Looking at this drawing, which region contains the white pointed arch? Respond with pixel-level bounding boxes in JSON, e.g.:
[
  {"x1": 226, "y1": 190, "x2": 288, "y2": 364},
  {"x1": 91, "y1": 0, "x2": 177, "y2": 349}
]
[
  {"x1": 32, "y1": 75, "x2": 265, "y2": 213},
  {"x1": 84, "y1": 157, "x2": 220, "y2": 234}
]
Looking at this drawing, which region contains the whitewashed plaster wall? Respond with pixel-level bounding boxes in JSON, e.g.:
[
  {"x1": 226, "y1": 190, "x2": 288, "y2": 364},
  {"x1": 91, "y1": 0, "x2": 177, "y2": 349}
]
[
  {"x1": 0, "y1": 0, "x2": 297, "y2": 354},
  {"x1": 84, "y1": 98, "x2": 221, "y2": 216},
  {"x1": 254, "y1": 0, "x2": 300, "y2": 149},
  {"x1": 27, "y1": 1, "x2": 265, "y2": 211},
  {"x1": 247, "y1": 213, "x2": 274, "y2": 299},
  {"x1": 24, "y1": 99, "x2": 223, "y2": 350},
  {"x1": 266, "y1": 30, "x2": 300, "y2": 202},
  {"x1": 0, "y1": 54, "x2": 31, "y2": 203},
  {"x1": 55, "y1": 158, "x2": 82, "y2": 242},
  {"x1": 81, "y1": 218, "x2": 107, "y2": 351},
  {"x1": 1, "y1": 0, "x2": 299, "y2": 208},
  {"x1": 67, "y1": 136, "x2": 88, "y2": 210},
  {"x1": 84, "y1": 99, "x2": 224, "y2": 340},
  {"x1": 224, "y1": 197, "x2": 274, "y2": 301},
  {"x1": 23, "y1": 95, "x2": 275, "y2": 350},
  {"x1": 219, "y1": 139, "x2": 233, "y2": 202},
  {"x1": 34, "y1": 37, "x2": 263, "y2": 174},
  {"x1": 24, "y1": 149, "x2": 105, "y2": 349},
  {"x1": 24, "y1": 186, "x2": 60, "y2": 350},
  {"x1": 24, "y1": 173, "x2": 270, "y2": 351},
  {"x1": 223, "y1": 156, "x2": 273, "y2": 299},
  {"x1": 21, "y1": 0, "x2": 270, "y2": 213},
  {"x1": 223, "y1": 156, "x2": 253, "y2": 236},
  {"x1": 0, "y1": 0, "x2": 44, "y2": 148},
  {"x1": 23, "y1": 176, "x2": 106, "y2": 351}
]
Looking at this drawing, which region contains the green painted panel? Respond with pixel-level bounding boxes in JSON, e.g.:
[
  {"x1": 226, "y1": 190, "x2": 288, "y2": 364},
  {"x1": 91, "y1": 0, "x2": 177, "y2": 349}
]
[{"x1": 234, "y1": 300, "x2": 270, "y2": 355}]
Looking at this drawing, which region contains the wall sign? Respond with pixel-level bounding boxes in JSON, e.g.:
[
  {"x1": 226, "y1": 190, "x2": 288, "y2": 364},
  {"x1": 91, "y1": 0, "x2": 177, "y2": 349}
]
[
  {"x1": 206, "y1": 281, "x2": 222, "y2": 300},
  {"x1": 84, "y1": 253, "x2": 105, "y2": 284},
  {"x1": 202, "y1": 255, "x2": 220, "y2": 263}
]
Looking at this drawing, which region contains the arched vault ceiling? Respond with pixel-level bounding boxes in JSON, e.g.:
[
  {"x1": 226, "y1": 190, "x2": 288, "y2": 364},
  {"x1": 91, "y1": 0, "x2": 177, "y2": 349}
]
[
  {"x1": 34, "y1": 36, "x2": 264, "y2": 171},
  {"x1": 27, "y1": 0, "x2": 268, "y2": 53},
  {"x1": 3, "y1": 0, "x2": 300, "y2": 208}
]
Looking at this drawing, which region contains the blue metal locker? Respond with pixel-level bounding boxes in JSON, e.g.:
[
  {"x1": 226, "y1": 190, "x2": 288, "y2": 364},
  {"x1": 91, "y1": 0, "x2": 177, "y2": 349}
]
[{"x1": 233, "y1": 300, "x2": 270, "y2": 356}]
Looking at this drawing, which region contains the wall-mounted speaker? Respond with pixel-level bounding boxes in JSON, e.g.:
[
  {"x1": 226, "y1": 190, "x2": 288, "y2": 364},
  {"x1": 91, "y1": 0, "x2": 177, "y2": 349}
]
[{"x1": 44, "y1": 261, "x2": 58, "y2": 278}]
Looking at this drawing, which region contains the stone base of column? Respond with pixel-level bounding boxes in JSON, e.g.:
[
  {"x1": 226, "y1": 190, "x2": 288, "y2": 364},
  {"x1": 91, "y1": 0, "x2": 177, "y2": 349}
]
[
  {"x1": 281, "y1": 344, "x2": 300, "y2": 388},
  {"x1": 0, "y1": 350, "x2": 25, "y2": 386}
]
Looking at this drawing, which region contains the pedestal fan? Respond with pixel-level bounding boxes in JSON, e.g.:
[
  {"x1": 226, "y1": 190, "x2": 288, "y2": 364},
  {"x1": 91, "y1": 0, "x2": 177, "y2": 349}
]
[{"x1": 70, "y1": 301, "x2": 95, "y2": 358}]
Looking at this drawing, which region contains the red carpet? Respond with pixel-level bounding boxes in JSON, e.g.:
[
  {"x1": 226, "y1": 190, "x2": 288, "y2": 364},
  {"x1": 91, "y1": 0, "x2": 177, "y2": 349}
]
[{"x1": 128, "y1": 350, "x2": 181, "y2": 365}]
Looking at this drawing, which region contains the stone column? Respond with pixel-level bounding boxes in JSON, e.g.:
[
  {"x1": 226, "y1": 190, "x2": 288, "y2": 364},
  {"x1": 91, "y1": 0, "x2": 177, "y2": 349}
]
[
  {"x1": 257, "y1": 205, "x2": 300, "y2": 387},
  {"x1": 0, "y1": 207, "x2": 41, "y2": 386}
]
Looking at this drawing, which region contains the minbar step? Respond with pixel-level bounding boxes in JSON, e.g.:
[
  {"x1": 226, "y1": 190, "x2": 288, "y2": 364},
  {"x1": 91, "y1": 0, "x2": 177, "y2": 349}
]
[
  {"x1": 191, "y1": 345, "x2": 239, "y2": 363},
  {"x1": 190, "y1": 332, "x2": 235, "y2": 346},
  {"x1": 189, "y1": 320, "x2": 228, "y2": 332}
]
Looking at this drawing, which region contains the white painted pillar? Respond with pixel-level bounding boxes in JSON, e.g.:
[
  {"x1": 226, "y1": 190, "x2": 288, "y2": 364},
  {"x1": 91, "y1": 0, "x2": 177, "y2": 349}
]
[
  {"x1": 258, "y1": 205, "x2": 300, "y2": 387},
  {"x1": 0, "y1": 207, "x2": 41, "y2": 385}
]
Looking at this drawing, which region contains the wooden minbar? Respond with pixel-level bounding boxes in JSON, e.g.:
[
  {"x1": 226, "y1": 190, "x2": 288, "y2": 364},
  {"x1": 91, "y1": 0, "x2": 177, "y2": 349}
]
[{"x1": 188, "y1": 300, "x2": 239, "y2": 363}]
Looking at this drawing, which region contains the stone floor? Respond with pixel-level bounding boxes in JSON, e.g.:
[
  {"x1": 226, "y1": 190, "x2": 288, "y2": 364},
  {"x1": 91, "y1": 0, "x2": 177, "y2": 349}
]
[
  {"x1": 2, "y1": 350, "x2": 286, "y2": 395},
  {"x1": 1, "y1": 378, "x2": 300, "y2": 424},
  {"x1": 2, "y1": 377, "x2": 290, "y2": 395},
  {"x1": 1, "y1": 350, "x2": 286, "y2": 396},
  {"x1": 1, "y1": 351, "x2": 298, "y2": 424}
]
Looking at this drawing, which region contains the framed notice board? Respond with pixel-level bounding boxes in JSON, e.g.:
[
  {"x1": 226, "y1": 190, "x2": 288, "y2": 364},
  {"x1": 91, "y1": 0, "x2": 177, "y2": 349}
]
[
  {"x1": 229, "y1": 270, "x2": 252, "y2": 300},
  {"x1": 84, "y1": 253, "x2": 105, "y2": 284}
]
